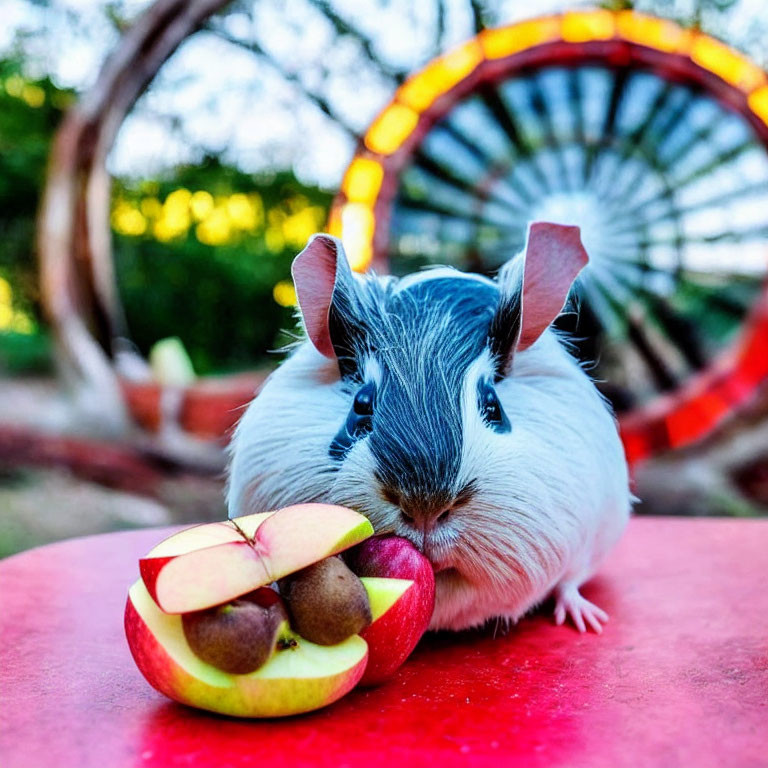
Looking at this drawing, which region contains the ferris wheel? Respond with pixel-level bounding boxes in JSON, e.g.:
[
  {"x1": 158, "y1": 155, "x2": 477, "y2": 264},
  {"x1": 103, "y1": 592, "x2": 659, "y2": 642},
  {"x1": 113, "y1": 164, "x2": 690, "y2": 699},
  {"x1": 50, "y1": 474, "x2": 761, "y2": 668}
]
[{"x1": 328, "y1": 10, "x2": 768, "y2": 465}]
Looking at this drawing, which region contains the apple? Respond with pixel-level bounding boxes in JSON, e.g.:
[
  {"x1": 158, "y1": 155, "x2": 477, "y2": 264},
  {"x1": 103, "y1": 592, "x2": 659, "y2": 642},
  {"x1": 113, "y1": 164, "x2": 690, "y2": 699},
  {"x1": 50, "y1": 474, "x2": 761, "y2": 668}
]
[
  {"x1": 345, "y1": 536, "x2": 435, "y2": 686},
  {"x1": 125, "y1": 574, "x2": 413, "y2": 717},
  {"x1": 126, "y1": 505, "x2": 437, "y2": 716},
  {"x1": 126, "y1": 577, "x2": 364, "y2": 717},
  {"x1": 140, "y1": 504, "x2": 374, "y2": 614}
]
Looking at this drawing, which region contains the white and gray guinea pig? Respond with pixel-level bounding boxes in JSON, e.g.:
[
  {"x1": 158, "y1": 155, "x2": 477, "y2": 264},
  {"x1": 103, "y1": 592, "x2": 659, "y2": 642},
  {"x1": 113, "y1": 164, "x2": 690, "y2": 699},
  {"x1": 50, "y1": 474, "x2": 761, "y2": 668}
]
[{"x1": 227, "y1": 221, "x2": 631, "y2": 634}]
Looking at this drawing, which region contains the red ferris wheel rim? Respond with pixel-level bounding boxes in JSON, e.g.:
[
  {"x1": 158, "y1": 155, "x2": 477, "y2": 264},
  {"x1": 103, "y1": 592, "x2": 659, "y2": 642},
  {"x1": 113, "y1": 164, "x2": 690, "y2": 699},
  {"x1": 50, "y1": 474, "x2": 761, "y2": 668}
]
[{"x1": 328, "y1": 10, "x2": 768, "y2": 465}]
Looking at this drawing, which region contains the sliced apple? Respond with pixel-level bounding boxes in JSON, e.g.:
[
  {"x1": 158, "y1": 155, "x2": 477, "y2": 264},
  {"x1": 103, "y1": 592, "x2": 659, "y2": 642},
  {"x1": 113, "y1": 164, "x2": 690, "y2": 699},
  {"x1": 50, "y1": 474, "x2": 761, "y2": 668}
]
[
  {"x1": 346, "y1": 536, "x2": 435, "y2": 686},
  {"x1": 125, "y1": 575, "x2": 411, "y2": 717},
  {"x1": 361, "y1": 577, "x2": 413, "y2": 622},
  {"x1": 126, "y1": 579, "x2": 367, "y2": 717},
  {"x1": 140, "y1": 504, "x2": 374, "y2": 614}
]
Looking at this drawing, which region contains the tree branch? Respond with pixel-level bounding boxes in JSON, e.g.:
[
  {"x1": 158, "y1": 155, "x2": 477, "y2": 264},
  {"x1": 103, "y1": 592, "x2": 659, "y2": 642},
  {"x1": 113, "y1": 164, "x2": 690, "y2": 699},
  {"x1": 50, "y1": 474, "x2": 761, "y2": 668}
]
[
  {"x1": 469, "y1": 0, "x2": 487, "y2": 33},
  {"x1": 206, "y1": 24, "x2": 363, "y2": 141},
  {"x1": 307, "y1": 0, "x2": 408, "y2": 84}
]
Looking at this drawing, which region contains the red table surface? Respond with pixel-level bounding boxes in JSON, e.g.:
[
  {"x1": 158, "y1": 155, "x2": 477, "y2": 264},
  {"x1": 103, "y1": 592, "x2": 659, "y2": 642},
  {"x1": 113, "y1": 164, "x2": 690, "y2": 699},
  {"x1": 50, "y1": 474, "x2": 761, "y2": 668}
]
[{"x1": 1, "y1": 516, "x2": 767, "y2": 768}]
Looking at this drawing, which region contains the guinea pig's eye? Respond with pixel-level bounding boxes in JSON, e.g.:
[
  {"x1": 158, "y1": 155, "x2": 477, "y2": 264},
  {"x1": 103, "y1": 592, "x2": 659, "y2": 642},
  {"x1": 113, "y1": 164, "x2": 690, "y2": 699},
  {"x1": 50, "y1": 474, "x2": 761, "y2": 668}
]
[
  {"x1": 353, "y1": 382, "x2": 375, "y2": 416},
  {"x1": 329, "y1": 383, "x2": 376, "y2": 462},
  {"x1": 478, "y1": 379, "x2": 511, "y2": 433}
]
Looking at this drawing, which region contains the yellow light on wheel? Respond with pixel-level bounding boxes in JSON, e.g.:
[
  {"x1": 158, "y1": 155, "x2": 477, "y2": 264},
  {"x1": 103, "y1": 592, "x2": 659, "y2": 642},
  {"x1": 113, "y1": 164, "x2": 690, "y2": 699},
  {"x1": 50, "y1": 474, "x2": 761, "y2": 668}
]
[
  {"x1": 397, "y1": 40, "x2": 483, "y2": 113},
  {"x1": 561, "y1": 10, "x2": 615, "y2": 43},
  {"x1": 748, "y1": 86, "x2": 768, "y2": 126},
  {"x1": 691, "y1": 34, "x2": 766, "y2": 92},
  {"x1": 364, "y1": 103, "x2": 419, "y2": 156},
  {"x1": 480, "y1": 18, "x2": 560, "y2": 60},
  {"x1": 342, "y1": 158, "x2": 384, "y2": 205},
  {"x1": 616, "y1": 12, "x2": 690, "y2": 54},
  {"x1": 340, "y1": 203, "x2": 375, "y2": 271}
]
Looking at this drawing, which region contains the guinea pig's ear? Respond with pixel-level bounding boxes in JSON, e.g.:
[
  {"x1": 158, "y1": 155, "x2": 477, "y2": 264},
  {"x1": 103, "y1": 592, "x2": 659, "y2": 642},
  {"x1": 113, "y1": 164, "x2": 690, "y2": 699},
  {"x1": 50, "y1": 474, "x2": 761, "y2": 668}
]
[
  {"x1": 491, "y1": 222, "x2": 588, "y2": 374},
  {"x1": 291, "y1": 233, "x2": 358, "y2": 362},
  {"x1": 517, "y1": 222, "x2": 589, "y2": 350}
]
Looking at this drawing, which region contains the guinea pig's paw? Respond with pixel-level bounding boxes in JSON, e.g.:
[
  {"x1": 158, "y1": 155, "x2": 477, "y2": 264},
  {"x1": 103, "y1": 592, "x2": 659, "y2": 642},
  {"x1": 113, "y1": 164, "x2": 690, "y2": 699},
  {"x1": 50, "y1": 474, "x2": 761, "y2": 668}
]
[{"x1": 553, "y1": 582, "x2": 609, "y2": 634}]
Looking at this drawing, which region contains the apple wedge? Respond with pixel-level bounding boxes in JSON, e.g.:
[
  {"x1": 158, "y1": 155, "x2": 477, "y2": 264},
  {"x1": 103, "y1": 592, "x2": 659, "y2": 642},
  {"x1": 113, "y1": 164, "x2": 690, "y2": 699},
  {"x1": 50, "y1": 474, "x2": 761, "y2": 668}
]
[
  {"x1": 346, "y1": 536, "x2": 435, "y2": 686},
  {"x1": 125, "y1": 576, "x2": 412, "y2": 717},
  {"x1": 140, "y1": 504, "x2": 374, "y2": 614}
]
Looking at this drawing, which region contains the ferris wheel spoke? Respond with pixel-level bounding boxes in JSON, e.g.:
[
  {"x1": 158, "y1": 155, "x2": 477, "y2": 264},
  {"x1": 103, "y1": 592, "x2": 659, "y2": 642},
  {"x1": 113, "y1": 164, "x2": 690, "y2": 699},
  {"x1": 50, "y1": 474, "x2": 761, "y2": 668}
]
[
  {"x1": 479, "y1": 85, "x2": 553, "y2": 200},
  {"x1": 611, "y1": 255, "x2": 760, "y2": 342},
  {"x1": 569, "y1": 68, "x2": 586, "y2": 147},
  {"x1": 651, "y1": 296, "x2": 721, "y2": 368},
  {"x1": 402, "y1": 163, "x2": 524, "y2": 225},
  {"x1": 477, "y1": 84, "x2": 526, "y2": 153},
  {"x1": 605, "y1": 147, "x2": 670, "y2": 216},
  {"x1": 625, "y1": 311, "x2": 680, "y2": 392},
  {"x1": 607, "y1": 270, "x2": 708, "y2": 369},
  {"x1": 617, "y1": 140, "x2": 753, "y2": 224},
  {"x1": 583, "y1": 67, "x2": 630, "y2": 187},
  {"x1": 566, "y1": 69, "x2": 588, "y2": 189},
  {"x1": 638, "y1": 222, "x2": 768, "y2": 249},
  {"x1": 529, "y1": 72, "x2": 572, "y2": 191},
  {"x1": 410, "y1": 151, "x2": 530, "y2": 215},
  {"x1": 612, "y1": 97, "x2": 695, "y2": 207},
  {"x1": 437, "y1": 118, "x2": 546, "y2": 208},
  {"x1": 609, "y1": 177, "x2": 768, "y2": 239},
  {"x1": 629, "y1": 130, "x2": 756, "y2": 219},
  {"x1": 472, "y1": 98, "x2": 548, "y2": 204},
  {"x1": 668, "y1": 138, "x2": 756, "y2": 197},
  {"x1": 394, "y1": 191, "x2": 525, "y2": 236},
  {"x1": 602, "y1": 101, "x2": 748, "y2": 219},
  {"x1": 581, "y1": 265, "x2": 694, "y2": 392},
  {"x1": 658, "y1": 108, "x2": 738, "y2": 171},
  {"x1": 498, "y1": 81, "x2": 567, "y2": 198},
  {"x1": 597, "y1": 78, "x2": 680, "y2": 205},
  {"x1": 604, "y1": 295, "x2": 685, "y2": 392},
  {"x1": 576, "y1": 270, "x2": 627, "y2": 335}
]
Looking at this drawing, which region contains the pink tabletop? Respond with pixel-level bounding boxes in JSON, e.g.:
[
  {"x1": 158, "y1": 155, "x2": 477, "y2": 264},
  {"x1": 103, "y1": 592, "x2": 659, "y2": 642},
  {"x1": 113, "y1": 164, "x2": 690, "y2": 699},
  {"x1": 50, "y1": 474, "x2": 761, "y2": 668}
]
[{"x1": 1, "y1": 516, "x2": 766, "y2": 768}]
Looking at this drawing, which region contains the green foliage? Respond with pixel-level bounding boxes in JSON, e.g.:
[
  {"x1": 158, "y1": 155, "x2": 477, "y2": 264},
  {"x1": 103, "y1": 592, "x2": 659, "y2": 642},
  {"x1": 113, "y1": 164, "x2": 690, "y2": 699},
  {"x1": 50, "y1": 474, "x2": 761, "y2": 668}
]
[
  {"x1": 0, "y1": 50, "x2": 330, "y2": 376},
  {"x1": 0, "y1": 57, "x2": 74, "y2": 323},
  {"x1": 113, "y1": 160, "x2": 331, "y2": 374},
  {"x1": 0, "y1": 330, "x2": 51, "y2": 374}
]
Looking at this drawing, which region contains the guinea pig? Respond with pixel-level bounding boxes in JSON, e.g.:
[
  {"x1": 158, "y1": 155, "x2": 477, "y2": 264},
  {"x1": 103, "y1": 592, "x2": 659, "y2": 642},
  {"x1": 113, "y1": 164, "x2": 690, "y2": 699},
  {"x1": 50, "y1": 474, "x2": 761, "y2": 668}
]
[{"x1": 226, "y1": 221, "x2": 631, "y2": 634}]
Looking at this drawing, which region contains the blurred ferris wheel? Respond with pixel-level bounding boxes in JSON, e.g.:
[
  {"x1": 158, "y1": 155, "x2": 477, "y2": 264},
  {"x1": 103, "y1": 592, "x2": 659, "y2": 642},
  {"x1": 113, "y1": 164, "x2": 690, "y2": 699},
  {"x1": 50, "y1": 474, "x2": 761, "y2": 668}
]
[{"x1": 328, "y1": 10, "x2": 768, "y2": 464}]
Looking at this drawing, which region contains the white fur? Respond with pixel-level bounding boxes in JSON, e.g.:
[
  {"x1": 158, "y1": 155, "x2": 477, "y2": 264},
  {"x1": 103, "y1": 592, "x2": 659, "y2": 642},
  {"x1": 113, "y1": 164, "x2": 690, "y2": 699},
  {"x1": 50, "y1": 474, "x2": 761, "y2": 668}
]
[
  {"x1": 425, "y1": 337, "x2": 630, "y2": 629},
  {"x1": 226, "y1": 274, "x2": 631, "y2": 632}
]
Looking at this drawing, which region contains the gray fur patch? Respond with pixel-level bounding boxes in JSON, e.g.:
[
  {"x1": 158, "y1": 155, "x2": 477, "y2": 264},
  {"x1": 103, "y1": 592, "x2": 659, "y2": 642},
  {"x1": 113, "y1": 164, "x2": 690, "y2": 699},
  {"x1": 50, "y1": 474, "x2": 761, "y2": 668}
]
[{"x1": 334, "y1": 275, "x2": 500, "y2": 503}]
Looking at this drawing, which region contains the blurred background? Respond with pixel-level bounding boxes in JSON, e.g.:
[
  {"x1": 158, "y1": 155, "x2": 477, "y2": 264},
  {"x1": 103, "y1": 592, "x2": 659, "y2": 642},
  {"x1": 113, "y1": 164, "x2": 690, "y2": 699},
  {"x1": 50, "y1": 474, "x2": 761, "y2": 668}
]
[{"x1": 1, "y1": 0, "x2": 768, "y2": 558}]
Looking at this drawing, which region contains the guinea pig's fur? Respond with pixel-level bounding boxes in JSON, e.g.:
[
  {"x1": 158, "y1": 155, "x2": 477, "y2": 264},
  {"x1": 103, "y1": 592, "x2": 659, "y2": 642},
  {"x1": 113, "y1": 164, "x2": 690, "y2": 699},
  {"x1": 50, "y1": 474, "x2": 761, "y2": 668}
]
[{"x1": 227, "y1": 229, "x2": 631, "y2": 632}]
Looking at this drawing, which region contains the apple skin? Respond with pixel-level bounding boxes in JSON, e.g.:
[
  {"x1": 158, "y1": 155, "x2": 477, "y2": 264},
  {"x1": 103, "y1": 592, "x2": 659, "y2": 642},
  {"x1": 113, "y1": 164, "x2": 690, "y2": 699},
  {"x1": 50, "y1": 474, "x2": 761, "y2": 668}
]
[
  {"x1": 125, "y1": 580, "x2": 368, "y2": 718},
  {"x1": 140, "y1": 504, "x2": 374, "y2": 614},
  {"x1": 345, "y1": 536, "x2": 435, "y2": 686}
]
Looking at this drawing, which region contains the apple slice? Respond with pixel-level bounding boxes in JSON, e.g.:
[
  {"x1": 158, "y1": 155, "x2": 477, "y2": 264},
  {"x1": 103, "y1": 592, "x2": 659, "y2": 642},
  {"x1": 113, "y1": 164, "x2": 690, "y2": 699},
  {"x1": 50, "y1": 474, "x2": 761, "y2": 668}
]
[
  {"x1": 140, "y1": 504, "x2": 374, "y2": 614},
  {"x1": 361, "y1": 577, "x2": 414, "y2": 622},
  {"x1": 346, "y1": 536, "x2": 435, "y2": 686},
  {"x1": 125, "y1": 575, "x2": 410, "y2": 717}
]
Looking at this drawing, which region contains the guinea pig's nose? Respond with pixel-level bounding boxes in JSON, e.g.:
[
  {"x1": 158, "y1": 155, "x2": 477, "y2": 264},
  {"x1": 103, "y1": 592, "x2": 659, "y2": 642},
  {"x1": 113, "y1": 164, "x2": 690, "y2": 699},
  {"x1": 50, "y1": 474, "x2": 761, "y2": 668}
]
[
  {"x1": 400, "y1": 507, "x2": 451, "y2": 527},
  {"x1": 381, "y1": 485, "x2": 457, "y2": 533},
  {"x1": 398, "y1": 500, "x2": 452, "y2": 533}
]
